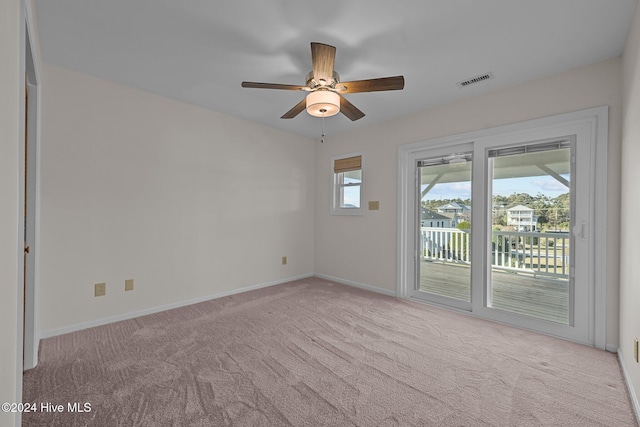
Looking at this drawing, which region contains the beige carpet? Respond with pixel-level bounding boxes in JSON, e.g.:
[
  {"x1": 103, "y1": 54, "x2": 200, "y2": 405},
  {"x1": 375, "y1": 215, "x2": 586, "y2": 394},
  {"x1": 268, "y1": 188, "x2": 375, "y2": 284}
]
[{"x1": 23, "y1": 277, "x2": 637, "y2": 426}]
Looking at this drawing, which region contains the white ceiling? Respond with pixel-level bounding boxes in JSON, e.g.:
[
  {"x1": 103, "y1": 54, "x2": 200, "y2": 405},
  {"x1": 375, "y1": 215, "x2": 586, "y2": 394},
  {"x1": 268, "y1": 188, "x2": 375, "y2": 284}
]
[{"x1": 34, "y1": 0, "x2": 638, "y2": 140}]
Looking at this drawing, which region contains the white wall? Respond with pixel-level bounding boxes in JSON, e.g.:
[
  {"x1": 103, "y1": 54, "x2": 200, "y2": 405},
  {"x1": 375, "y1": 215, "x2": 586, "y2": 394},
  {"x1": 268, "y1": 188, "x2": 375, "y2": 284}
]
[
  {"x1": 0, "y1": 0, "x2": 24, "y2": 425},
  {"x1": 39, "y1": 64, "x2": 315, "y2": 334},
  {"x1": 620, "y1": 1, "x2": 640, "y2": 414},
  {"x1": 315, "y1": 57, "x2": 622, "y2": 349}
]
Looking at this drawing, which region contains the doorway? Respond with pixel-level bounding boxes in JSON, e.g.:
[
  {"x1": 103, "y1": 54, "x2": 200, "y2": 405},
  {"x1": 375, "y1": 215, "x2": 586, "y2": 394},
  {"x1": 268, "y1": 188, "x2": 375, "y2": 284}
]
[
  {"x1": 398, "y1": 108, "x2": 608, "y2": 346},
  {"x1": 23, "y1": 20, "x2": 39, "y2": 370}
]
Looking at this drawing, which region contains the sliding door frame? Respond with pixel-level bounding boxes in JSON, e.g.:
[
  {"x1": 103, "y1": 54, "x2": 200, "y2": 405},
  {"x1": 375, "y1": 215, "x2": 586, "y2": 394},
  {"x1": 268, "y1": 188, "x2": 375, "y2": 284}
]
[
  {"x1": 411, "y1": 142, "x2": 474, "y2": 311},
  {"x1": 397, "y1": 106, "x2": 608, "y2": 348}
]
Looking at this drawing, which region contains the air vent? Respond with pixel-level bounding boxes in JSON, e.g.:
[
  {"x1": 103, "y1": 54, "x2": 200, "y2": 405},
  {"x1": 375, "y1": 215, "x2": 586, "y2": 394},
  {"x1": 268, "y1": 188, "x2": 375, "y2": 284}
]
[{"x1": 456, "y1": 72, "x2": 494, "y2": 88}]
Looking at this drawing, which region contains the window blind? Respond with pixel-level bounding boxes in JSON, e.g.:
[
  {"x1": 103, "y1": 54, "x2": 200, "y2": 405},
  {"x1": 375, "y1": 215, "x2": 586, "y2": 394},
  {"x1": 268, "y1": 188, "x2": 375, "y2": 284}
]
[
  {"x1": 334, "y1": 155, "x2": 362, "y2": 173},
  {"x1": 488, "y1": 139, "x2": 570, "y2": 158}
]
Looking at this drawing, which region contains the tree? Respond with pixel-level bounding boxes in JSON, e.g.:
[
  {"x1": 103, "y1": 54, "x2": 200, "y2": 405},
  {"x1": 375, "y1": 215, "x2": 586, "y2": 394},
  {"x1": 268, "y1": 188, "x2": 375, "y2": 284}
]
[
  {"x1": 537, "y1": 215, "x2": 549, "y2": 227},
  {"x1": 510, "y1": 192, "x2": 535, "y2": 207},
  {"x1": 450, "y1": 221, "x2": 471, "y2": 260},
  {"x1": 457, "y1": 221, "x2": 471, "y2": 230}
]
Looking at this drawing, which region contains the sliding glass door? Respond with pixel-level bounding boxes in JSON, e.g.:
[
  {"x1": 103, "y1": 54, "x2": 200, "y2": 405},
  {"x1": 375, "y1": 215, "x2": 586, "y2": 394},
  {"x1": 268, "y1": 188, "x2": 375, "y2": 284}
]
[
  {"x1": 487, "y1": 140, "x2": 573, "y2": 325},
  {"x1": 400, "y1": 109, "x2": 601, "y2": 345},
  {"x1": 412, "y1": 145, "x2": 473, "y2": 310}
]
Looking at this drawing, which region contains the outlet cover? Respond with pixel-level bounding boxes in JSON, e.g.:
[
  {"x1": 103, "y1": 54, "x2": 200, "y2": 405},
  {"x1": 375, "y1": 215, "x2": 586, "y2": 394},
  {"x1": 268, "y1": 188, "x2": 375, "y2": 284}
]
[
  {"x1": 125, "y1": 279, "x2": 134, "y2": 292},
  {"x1": 94, "y1": 282, "x2": 106, "y2": 297},
  {"x1": 282, "y1": 256, "x2": 287, "y2": 265}
]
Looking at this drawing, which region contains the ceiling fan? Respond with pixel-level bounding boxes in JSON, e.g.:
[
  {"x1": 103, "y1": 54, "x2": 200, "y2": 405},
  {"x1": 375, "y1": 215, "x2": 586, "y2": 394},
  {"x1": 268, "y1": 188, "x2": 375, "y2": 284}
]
[{"x1": 241, "y1": 42, "x2": 405, "y2": 121}]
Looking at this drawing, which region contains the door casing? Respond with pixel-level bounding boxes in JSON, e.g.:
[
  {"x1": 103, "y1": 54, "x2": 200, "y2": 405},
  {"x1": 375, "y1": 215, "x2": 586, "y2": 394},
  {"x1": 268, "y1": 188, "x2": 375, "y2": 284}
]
[{"x1": 397, "y1": 106, "x2": 608, "y2": 348}]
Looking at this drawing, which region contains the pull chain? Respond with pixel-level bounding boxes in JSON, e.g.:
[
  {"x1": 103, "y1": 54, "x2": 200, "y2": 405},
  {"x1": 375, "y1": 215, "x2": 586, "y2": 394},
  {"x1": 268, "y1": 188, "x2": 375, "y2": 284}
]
[{"x1": 320, "y1": 109, "x2": 326, "y2": 143}]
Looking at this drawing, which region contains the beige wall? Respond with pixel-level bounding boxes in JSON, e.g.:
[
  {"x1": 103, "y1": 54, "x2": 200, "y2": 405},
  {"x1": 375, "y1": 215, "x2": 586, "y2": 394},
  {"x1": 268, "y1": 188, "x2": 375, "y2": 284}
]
[
  {"x1": 621, "y1": 1, "x2": 640, "y2": 413},
  {"x1": 314, "y1": 57, "x2": 622, "y2": 349},
  {"x1": 0, "y1": 1, "x2": 23, "y2": 425},
  {"x1": 38, "y1": 64, "x2": 315, "y2": 334}
]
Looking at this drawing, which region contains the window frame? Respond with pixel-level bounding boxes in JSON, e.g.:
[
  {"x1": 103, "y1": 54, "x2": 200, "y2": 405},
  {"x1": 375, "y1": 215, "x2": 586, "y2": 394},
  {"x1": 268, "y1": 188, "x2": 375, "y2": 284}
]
[{"x1": 331, "y1": 152, "x2": 364, "y2": 216}]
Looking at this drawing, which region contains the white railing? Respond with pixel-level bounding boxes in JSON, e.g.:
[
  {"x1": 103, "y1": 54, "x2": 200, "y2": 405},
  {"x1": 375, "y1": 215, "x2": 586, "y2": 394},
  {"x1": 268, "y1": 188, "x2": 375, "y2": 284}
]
[
  {"x1": 420, "y1": 227, "x2": 471, "y2": 262},
  {"x1": 420, "y1": 227, "x2": 570, "y2": 278}
]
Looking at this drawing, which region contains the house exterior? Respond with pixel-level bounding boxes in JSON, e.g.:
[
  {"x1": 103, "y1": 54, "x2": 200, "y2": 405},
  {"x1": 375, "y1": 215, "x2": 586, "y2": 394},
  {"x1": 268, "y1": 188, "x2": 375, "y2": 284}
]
[
  {"x1": 507, "y1": 205, "x2": 538, "y2": 231},
  {"x1": 437, "y1": 201, "x2": 471, "y2": 226},
  {"x1": 421, "y1": 207, "x2": 452, "y2": 228}
]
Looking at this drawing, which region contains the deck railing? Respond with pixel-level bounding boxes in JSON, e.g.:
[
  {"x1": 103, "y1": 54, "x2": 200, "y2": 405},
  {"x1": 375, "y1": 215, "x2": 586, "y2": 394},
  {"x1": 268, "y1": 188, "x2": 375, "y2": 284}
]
[{"x1": 419, "y1": 227, "x2": 570, "y2": 278}]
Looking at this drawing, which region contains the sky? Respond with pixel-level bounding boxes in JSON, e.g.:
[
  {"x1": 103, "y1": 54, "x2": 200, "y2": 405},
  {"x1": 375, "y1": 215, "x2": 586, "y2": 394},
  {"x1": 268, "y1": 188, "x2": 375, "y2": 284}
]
[{"x1": 422, "y1": 174, "x2": 570, "y2": 202}]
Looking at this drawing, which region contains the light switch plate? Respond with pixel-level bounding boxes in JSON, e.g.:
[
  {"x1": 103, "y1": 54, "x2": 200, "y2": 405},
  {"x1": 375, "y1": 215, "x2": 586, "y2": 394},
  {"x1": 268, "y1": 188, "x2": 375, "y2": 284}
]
[
  {"x1": 94, "y1": 282, "x2": 106, "y2": 297},
  {"x1": 125, "y1": 279, "x2": 134, "y2": 291}
]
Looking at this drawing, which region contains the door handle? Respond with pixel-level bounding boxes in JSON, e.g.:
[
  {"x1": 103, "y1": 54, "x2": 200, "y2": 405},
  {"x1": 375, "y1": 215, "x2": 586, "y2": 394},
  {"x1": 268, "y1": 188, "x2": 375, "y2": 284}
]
[{"x1": 572, "y1": 222, "x2": 587, "y2": 240}]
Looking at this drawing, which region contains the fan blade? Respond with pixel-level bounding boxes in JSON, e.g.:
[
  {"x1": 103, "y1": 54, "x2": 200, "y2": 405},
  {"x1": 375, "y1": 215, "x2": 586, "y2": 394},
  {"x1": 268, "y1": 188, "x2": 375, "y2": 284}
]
[
  {"x1": 336, "y1": 76, "x2": 405, "y2": 94},
  {"x1": 338, "y1": 95, "x2": 365, "y2": 121},
  {"x1": 281, "y1": 98, "x2": 307, "y2": 119},
  {"x1": 242, "y1": 81, "x2": 308, "y2": 91},
  {"x1": 311, "y1": 42, "x2": 336, "y2": 83}
]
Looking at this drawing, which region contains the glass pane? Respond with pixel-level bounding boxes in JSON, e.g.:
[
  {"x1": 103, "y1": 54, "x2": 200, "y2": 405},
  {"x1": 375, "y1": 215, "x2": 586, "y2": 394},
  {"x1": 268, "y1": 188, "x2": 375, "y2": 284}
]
[
  {"x1": 418, "y1": 154, "x2": 472, "y2": 302},
  {"x1": 489, "y1": 145, "x2": 570, "y2": 324},
  {"x1": 343, "y1": 170, "x2": 361, "y2": 184},
  {"x1": 341, "y1": 185, "x2": 360, "y2": 208},
  {"x1": 337, "y1": 170, "x2": 362, "y2": 208}
]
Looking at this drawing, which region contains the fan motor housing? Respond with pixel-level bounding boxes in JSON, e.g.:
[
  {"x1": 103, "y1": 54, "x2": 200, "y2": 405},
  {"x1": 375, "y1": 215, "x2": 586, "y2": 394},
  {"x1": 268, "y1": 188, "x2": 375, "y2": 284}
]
[{"x1": 306, "y1": 71, "x2": 340, "y2": 90}]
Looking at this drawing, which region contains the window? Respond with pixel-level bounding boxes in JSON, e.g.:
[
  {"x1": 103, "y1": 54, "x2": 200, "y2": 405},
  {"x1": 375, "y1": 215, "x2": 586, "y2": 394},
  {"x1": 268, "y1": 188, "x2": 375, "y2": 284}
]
[{"x1": 332, "y1": 153, "x2": 363, "y2": 215}]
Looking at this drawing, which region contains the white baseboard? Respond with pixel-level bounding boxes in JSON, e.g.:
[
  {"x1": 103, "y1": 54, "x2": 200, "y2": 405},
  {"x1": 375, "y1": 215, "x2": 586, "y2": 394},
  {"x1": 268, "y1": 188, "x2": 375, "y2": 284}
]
[
  {"x1": 618, "y1": 351, "x2": 640, "y2": 425},
  {"x1": 40, "y1": 273, "x2": 314, "y2": 339},
  {"x1": 313, "y1": 273, "x2": 397, "y2": 297},
  {"x1": 606, "y1": 344, "x2": 619, "y2": 353}
]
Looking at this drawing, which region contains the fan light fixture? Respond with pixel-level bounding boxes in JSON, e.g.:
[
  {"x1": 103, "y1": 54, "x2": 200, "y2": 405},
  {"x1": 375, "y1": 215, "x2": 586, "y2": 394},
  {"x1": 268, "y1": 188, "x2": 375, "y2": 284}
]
[
  {"x1": 306, "y1": 90, "x2": 340, "y2": 117},
  {"x1": 241, "y1": 42, "x2": 404, "y2": 121}
]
